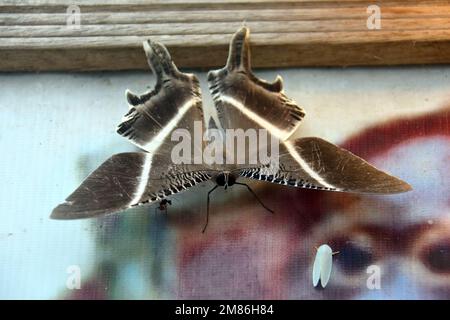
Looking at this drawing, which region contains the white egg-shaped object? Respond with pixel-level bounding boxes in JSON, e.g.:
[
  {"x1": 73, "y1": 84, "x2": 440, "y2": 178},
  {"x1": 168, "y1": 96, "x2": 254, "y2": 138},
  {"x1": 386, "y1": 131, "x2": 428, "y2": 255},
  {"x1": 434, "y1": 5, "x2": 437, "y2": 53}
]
[{"x1": 312, "y1": 244, "x2": 333, "y2": 288}]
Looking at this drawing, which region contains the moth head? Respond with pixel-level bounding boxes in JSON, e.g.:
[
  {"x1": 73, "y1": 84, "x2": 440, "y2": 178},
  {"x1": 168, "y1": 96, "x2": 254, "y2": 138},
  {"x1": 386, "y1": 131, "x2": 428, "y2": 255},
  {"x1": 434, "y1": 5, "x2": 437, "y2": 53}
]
[{"x1": 215, "y1": 172, "x2": 236, "y2": 189}]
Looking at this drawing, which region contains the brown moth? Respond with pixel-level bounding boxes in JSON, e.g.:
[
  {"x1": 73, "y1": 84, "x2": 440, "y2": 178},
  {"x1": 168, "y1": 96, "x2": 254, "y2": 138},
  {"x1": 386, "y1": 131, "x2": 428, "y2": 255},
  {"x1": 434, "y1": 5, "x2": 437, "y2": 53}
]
[{"x1": 51, "y1": 27, "x2": 411, "y2": 232}]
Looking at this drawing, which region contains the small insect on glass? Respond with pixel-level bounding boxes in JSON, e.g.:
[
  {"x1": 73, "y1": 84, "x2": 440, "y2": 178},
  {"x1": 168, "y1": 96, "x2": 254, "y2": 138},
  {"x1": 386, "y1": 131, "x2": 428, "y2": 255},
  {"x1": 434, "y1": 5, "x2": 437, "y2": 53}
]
[
  {"x1": 51, "y1": 27, "x2": 412, "y2": 232},
  {"x1": 313, "y1": 244, "x2": 339, "y2": 288}
]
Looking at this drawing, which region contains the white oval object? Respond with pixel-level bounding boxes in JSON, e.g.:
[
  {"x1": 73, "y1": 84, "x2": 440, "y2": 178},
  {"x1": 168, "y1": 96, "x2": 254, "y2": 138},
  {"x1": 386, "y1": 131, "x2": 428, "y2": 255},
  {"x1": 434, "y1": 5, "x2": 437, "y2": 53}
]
[{"x1": 312, "y1": 244, "x2": 333, "y2": 288}]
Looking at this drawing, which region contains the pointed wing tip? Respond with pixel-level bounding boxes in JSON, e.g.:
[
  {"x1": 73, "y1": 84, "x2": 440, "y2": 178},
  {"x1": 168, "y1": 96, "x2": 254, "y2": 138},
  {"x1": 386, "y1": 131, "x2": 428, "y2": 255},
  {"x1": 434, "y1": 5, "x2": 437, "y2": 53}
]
[
  {"x1": 393, "y1": 180, "x2": 413, "y2": 193},
  {"x1": 219, "y1": 26, "x2": 253, "y2": 73},
  {"x1": 401, "y1": 180, "x2": 413, "y2": 191},
  {"x1": 50, "y1": 201, "x2": 97, "y2": 220},
  {"x1": 125, "y1": 89, "x2": 140, "y2": 106},
  {"x1": 142, "y1": 39, "x2": 169, "y2": 57},
  {"x1": 142, "y1": 39, "x2": 152, "y2": 53},
  {"x1": 50, "y1": 202, "x2": 113, "y2": 220},
  {"x1": 50, "y1": 202, "x2": 78, "y2": 220},
  {"x1": 378, "y1": 175, "x2": 413, "y2": 194},
  {"x1": 125, "y1": 88, "x2": 132, "y2": 96},
  {"x1": 232, "y1": 25, "x2": 249, "y2": 36},
  {"x1": 361, "y1": 178, "x2": 413, "y2": 194},
  {"x1": 230, "y1": 26, "x2": 250, "y2": 47},
  {"x1": 142, "y1": 38, "x2": 180, "y2": 78},
  {"x1": 141, "y1": 39, "x2": 166, "y2": 62},
  {"x1": 272, "y1": 75, "x2": 284, "y2": 92}
]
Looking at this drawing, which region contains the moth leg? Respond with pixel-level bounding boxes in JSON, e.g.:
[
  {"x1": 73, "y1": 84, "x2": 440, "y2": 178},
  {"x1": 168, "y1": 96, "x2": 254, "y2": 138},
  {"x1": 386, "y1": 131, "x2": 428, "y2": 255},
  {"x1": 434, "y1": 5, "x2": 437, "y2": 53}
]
[
  {"x1": 165, "y1": 199, "x2": 172, "y2": 214},
  {"x1": 155, "y1": 202, "x2": 163, "y2": 215},
  {"x1": 202, "y1": 185, "x2": 219, "y2": 233},
  {"x1": 235, "y1": 182, "x2": 274, "y2": 214}
]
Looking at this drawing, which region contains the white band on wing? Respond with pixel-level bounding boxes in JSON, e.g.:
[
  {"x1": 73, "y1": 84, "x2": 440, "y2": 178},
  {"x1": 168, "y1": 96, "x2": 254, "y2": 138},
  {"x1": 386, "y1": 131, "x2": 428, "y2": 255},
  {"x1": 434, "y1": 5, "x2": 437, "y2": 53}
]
[
  {"x1": 284, "y1": 140, "x2": 336, "y2": 190},
  {"x1": 140, "y1": 97, "x2": 200, "y2": 152},
  {"x1": 130, "y1": 153, "x2": 153, "y2": 206},
  {"x1": 219, "y1": 95, "x2": 292, "y2": 141}
]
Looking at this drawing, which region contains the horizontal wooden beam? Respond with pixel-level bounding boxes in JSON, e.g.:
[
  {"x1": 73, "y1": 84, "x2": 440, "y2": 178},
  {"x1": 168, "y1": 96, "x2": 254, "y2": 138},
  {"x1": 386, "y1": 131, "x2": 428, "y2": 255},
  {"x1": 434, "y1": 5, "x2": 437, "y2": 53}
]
[{"x1": 1, "y1": 0, "x2": 450, "y2": 71}]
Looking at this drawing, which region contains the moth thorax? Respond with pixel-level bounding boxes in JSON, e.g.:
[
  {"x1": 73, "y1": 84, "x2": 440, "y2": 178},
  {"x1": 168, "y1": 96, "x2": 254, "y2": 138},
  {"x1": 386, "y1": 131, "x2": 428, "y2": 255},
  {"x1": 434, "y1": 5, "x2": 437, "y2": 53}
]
[{"x1": 216, "y1": 172, "x2": 236, "y2": 189}]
